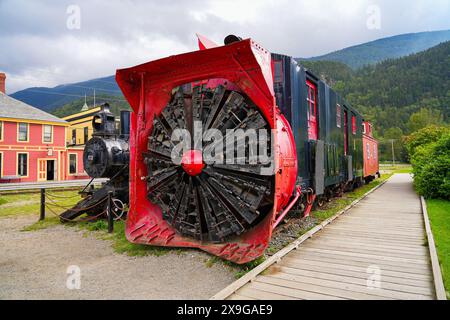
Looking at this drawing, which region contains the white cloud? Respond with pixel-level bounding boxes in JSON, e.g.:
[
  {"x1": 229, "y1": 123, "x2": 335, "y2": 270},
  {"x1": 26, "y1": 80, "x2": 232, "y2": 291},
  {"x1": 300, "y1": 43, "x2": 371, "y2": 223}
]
[{"x1": 0, "y1": 0, "x2": 449, "y2": 93}]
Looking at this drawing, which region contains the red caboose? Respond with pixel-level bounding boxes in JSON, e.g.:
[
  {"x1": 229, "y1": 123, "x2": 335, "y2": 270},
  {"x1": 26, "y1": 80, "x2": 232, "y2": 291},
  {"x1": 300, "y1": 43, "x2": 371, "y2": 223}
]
[{"x1": 362, "y1": 121, "x2": 379, "y2": 183}]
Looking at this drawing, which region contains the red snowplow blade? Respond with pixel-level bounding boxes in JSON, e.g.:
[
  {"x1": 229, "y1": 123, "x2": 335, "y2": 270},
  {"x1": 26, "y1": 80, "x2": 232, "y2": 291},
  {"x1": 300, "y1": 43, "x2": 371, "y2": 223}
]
[{"x1": 116, "y1": 38, "x2": 296, "y2": 264}]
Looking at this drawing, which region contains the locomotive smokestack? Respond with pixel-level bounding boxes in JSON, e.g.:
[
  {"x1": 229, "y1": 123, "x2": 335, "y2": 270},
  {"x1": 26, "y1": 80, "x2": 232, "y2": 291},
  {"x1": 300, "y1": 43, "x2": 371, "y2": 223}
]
[
  {"x1": 224, "y1": 34, "x2": 242, "y2": 45},
  {"x1": 120, "y1": 110, "x2": 130, "y2": 137}
]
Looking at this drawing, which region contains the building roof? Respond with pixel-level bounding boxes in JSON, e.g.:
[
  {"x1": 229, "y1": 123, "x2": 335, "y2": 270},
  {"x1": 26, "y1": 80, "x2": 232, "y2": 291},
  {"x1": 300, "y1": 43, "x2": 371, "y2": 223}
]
[
  {"x1": 62, "y1": 106, "x2": 101, "y2": 122},
  {"x1": 0, "y1": 92, "x2": 67, "y2": 125}
]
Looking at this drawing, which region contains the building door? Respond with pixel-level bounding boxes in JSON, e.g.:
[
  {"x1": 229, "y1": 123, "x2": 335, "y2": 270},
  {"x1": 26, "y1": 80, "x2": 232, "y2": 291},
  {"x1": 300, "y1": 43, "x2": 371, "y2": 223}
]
[
  {"x1": 38, "y1": 159, "x2": 47, "y2": 181},
  {"x1": 47, "y1": 160, "x2": 55, "y2": 181},
  {"x1": 306, "y1": 80, "x2": 318, "y2": 140}
]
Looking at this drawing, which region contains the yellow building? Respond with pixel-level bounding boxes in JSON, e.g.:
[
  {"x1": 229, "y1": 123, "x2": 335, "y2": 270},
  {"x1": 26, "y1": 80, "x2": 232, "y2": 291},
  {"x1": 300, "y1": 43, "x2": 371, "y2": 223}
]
[{"x1": 63, "y1": 106, "x2": 101, "y2": 146}]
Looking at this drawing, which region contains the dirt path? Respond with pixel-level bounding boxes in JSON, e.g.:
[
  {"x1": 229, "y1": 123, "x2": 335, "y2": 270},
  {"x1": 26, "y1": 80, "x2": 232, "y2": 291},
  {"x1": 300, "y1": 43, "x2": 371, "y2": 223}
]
[{"x1": 0, "y1": 216, "x2": 235, "y2": 300}]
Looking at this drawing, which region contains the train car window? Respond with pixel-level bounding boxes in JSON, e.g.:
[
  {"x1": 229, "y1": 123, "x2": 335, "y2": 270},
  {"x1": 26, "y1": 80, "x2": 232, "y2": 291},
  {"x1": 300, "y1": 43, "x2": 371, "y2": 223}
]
[
  {"x1": 351, "y1": 115, "x2": 357, "y2": 135},
  {"x1": 362, "y1": 123, "x2": 366, "y2": 134},
  {"x1": 274, "y1": 60, "x2": 283, "y2": 83},
  {"x1": 367, "y1": 143, "x2": 370, "y2": 159},
  {"x1": 336, "y1": 104, "x2": 341, "y2": 128},
  {"x1": 374, "y1": 144, "x2": 377, "y2": 159},
  {"x1": 306, "y1": 81, "x2": 318, "y2": 140}
]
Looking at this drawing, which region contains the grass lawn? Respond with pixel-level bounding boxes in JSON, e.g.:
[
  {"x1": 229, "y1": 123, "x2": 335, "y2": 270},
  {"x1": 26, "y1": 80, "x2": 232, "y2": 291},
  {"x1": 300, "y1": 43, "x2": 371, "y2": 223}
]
[
  {"x1": 379, "y1": 163, "x2": 412, "y2": 174},
  {"x1": 426, "y1": 199, "x2": 450, "y2": 299},
  {"x1": 0, "y1": 189, "x2": 81, "y2": 218}
]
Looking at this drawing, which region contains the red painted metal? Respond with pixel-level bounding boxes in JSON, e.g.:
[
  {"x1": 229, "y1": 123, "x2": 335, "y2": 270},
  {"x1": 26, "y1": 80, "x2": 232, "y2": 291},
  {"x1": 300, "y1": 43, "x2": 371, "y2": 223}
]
[
  {"x1": 306, "y1": 80, "x2": 318, "y2": 141},
  {"x1": 116, "y1": 38, "x2": 298, "y2": 264},
  {"x1": 351, "y1": 114, "x2": 357, "y2": 135},
  {"x1": 273, "y1": 186, "x2": 301, "y2": 230},
  {"x1": 181, "y1": 149, "x2": 204, "y2": 177},
  {"x1": 363, "y1": 121, "x2": 379, "y2": 178},
  {"x1": 303, "y1": 193, "x2": 316, "y2": 218},
  {"x1": 196, "y1": 33, "x2": 219, "y2": 50}
]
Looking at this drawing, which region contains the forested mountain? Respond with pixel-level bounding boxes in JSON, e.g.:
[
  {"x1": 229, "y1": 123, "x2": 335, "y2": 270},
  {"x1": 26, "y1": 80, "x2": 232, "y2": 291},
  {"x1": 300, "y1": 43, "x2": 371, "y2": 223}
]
[
  {"x1": 51, "y1": 93, "x2": 130, "y2": 118},
  {"x1": 11, "y1": 75, "x2": 120, "y2": 112},
  {"x1": 303, "y1": 41, "x2": 449, "y2": 161},
  {"x1": 302, "y1": 41, "x2": 449, "y2": 132},
  {"x1": 304, "y1": 29, "x2": 450, "y2": 69},
  {"x1": 297, "y1": 60, "x2": 354, "y2": 86}
]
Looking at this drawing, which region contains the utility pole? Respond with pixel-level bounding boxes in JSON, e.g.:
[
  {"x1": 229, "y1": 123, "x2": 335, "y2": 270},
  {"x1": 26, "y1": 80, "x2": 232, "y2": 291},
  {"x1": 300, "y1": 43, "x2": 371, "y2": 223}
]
[{"x1": 389, "y1": 139, "x2": 396, "y2": 166}]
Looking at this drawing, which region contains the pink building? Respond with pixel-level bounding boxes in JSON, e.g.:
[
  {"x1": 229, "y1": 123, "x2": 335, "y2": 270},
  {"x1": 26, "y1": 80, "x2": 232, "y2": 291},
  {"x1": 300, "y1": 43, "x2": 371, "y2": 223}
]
[{"x1": 0, "y1": 73, "x2": 86, "y2": 183}]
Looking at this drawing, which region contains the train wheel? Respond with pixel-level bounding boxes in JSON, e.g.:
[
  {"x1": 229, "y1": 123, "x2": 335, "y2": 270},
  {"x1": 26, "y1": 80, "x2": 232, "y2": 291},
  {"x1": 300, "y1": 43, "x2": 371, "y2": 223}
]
[
  {"x1": 317, "y1": 196, "x2": 326, "y2": 208},
  {"x1": 144, "y1": 85, "x2": 275, "y2": 243}
]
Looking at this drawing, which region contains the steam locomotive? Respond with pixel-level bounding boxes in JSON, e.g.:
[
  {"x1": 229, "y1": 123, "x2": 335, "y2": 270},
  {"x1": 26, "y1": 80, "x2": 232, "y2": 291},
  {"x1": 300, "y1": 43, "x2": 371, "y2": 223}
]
[
  {"x1": 70, "y1": 34, "x2": 379, "y2": 264},
  {"x1": 60, "y1": 104, "x2": 130, "y2": 221}
]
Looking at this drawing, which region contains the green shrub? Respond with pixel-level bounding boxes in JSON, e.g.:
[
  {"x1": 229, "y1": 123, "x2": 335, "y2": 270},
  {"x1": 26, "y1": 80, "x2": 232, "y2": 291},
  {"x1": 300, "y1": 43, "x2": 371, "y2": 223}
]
[
  {"x1": 404, "y1": 125, "x2": 449, "y2": 158},
  {"x1": 411, "y1": 132, "x2": 450, "y2": 199}
]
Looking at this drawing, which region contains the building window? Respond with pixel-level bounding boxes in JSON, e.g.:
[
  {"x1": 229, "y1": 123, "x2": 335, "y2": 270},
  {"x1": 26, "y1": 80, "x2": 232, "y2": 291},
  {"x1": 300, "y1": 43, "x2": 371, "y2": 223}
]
[
  {"x1": 0, "y1": 152, "x2": 3, "y2": 177},
  {"x1": 367, "y1": 143, "x2": 370, "y2": 159},
  {"x1": 0, "y1": 121, "x2": 3, "y2": 141},
  {"x1": 351, "y1": 115, "x2": 357, "y2": 135},
  {"x1": 274, "y1": 60, "x2": 283, "y2": 83},
  {"x1": 43, "y1": 125, "x2": 52, "y2": 143},
  {"x1": 18, "y1": 123, "x2": 28, "y2": 142},
  {"x1": 84, "y1": 127, "x2": 88, "y2": 144},
  {"x1": 72, "y1": 129, "x2": 76, "y2": 145},
  {"x1": 69, "y1": 154, "x2": 77, "y2": 174},
  {"x1": 336, "y1": 104, "x2": 341, "y2": 128},
  {"x1": 18, "y1": 153, "x2": 28, "y2": 176}
]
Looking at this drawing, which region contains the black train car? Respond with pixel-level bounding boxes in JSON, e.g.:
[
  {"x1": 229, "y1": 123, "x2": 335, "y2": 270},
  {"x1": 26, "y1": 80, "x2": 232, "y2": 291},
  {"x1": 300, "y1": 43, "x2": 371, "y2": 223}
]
[{"x1": 272, "y1": 53, "x2": 364, "y2": 207}]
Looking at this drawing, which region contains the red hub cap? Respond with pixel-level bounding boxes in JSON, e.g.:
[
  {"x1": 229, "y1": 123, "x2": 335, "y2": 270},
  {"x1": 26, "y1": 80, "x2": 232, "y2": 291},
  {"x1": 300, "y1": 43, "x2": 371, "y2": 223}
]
[{"x1": 181, "y1": 150, "x2": 204, "y2": 176}]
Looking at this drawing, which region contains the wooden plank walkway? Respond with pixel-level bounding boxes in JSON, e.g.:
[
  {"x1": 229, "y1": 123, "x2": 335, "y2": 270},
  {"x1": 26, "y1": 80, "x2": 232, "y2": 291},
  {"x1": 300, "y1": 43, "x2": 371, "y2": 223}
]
[{"x1": 213, "y1": 174, "x2": 443, "y2": 300}]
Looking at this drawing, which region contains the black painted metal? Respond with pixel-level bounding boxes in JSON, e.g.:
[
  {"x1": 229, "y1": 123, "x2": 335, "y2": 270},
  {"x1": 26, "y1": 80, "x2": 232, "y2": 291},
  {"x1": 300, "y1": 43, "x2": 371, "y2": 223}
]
[
  {"x1": 107, "y1": 191, "x2": 114, "y2": 233},
  {"x1": 60, "y1": 104, "x2": 130, "y2": 222},
  {"x1": 270, "y1": 53, "x2": 365, "y2": 196},
  {"x1": 145, "y1": 85, "x2": 275, "y2": 242},
  {"x1": 40, "y1": 188, "x2": 45, "y2": 221}
]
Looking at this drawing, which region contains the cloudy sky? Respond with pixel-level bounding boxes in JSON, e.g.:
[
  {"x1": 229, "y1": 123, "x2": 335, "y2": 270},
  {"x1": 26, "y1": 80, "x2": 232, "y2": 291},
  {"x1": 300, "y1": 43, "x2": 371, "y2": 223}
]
[{"x1": 1, "y1": 0, "x2": 449, "y2": 93}]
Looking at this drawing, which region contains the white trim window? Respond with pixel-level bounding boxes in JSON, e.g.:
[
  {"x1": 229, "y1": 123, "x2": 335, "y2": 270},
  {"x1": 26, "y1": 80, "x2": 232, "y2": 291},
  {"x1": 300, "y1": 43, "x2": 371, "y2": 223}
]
[
  {"x1": 18, "y1": 153, "x2": 28, "y2": 176},
  {"x1": 43, "y1": 125, "x2": 53, "y2": 143},
  {"x1": 18, "y1": 123, "x2": 28, "y2": 142},
  {"x1": 69, "y1": 154, "x2": 77, "y2": 175}
]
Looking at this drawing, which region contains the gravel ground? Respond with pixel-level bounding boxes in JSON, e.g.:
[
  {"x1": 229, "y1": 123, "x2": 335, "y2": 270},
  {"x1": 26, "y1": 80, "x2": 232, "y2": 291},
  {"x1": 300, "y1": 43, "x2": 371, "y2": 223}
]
[{"x1": 0, "y1": 216, "x2": 235, "y2": 300}]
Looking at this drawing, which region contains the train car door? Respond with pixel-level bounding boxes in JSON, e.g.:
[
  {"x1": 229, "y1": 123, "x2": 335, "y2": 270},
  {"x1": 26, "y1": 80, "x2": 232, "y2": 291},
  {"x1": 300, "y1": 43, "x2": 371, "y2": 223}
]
[
  {"x1": 344, "y1": 110, "x2": 348, "y2": 155},
  {"x1": 306, "y1": 80, "x2": 318, "y2": 140}
]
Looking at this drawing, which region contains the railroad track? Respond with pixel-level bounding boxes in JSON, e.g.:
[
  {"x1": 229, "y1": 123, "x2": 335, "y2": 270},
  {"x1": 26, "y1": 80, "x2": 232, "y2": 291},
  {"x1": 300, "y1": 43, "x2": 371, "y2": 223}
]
[{"x1": 211, "y1": 174, "x2": 446, "y2": 300}]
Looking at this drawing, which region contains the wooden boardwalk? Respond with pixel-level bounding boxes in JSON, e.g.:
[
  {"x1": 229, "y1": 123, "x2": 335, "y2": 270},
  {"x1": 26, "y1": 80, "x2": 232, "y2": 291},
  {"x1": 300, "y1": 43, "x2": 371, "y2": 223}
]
[{"x1": 213, "y1": 174, "x2": 444, "y2": 300}]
